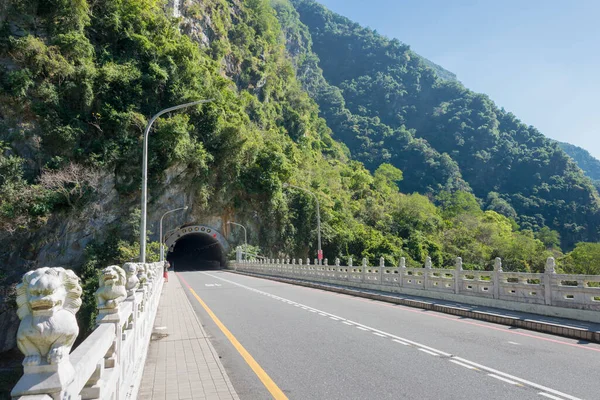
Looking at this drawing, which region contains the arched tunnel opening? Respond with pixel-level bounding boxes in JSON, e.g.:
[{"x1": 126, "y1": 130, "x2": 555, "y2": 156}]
[{"x1": 166, "y1": 233, "x2": 227, "y2": 271}]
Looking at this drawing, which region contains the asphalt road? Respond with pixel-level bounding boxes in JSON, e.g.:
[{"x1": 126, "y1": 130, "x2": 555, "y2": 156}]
[{"x1": 177, "y1": 270, "x2": 600, "y2": 400}]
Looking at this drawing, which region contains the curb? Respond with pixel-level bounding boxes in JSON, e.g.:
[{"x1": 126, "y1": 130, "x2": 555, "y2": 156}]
[{"x1": 231, "y1": 270, "x2": 600, "y2": 344}]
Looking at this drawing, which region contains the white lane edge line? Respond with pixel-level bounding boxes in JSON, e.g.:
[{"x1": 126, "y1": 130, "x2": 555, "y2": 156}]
[
  {"x1": 392, "y1": 339, "x2": 409, "y2": 346},
  {"x1": 539, "y1": 392, "x2": 566, "y2": 400},
  {"x1": 453, "y1": 357, "x2": 581, "y2": 400},
  {"x1": 329, "y1": 317, "x2": 339, "y2": 321},
  {"x1": 418, "y1": 349, "x2": 439, "y2": 356},
  {"x1": 342, "y1": 321, "x2": 353, "y2": 326},
  {"x1": 450, "y1": 360, "x2": 477, "y2": 370},
  {"x1": 357, "y1": 326, "x2": 369, "y2": 331},
  {"x1": 488, "y1": 374, "x2": 519, "y2": 385},
  {"x1": 203, "y1": 272, "x2": 581, "y2": 400},
  {"x1": 373, "y1": 332, "x2": 387, "y2": 338}
]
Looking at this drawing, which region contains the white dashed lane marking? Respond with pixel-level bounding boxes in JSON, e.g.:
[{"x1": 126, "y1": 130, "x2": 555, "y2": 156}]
[
  {"x1": 450, "y1": 360, "x2": 477, "y2": 370},
  {"x1": 203, "y1": 273, "x2": 582, "y2": 400},
  {"x1": 488, "y1": 374, "x2": 520, "y2": 385},
  {"x1": 539, "y1": 393, "x2": 566, "y2": 400},
  {"x1": 419, "y1": 349, "x2": 439, "y2": 357}
]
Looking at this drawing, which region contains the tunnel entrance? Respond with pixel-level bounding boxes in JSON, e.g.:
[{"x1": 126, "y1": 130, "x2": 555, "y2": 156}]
[{"x1": 166, "y1": 233, "x2": 227, "y2": 271}]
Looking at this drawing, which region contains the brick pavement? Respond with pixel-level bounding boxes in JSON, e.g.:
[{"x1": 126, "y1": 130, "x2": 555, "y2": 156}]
[{"x1": 139, "y1": 272, "x2": 240, "y2": 400}]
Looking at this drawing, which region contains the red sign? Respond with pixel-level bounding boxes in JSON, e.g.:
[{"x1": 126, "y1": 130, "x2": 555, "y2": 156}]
[{"x1": 317, "y1": 249, "x2": 323, "y2": 260}]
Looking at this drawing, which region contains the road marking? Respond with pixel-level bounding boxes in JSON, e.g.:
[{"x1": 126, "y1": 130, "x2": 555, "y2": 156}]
[
  {"x1": 318, "y1": 313, "x2": 327, "y2": 316},
  {"x1": 539, "y1": 393, "x2": 566, "y2": 400},
  {"x1": 178, "y1": 274, "x2": 288, "y2": 400},
  {"x1": 342, "y1": 321, "x2": 353, "y2": 326},
  {"x1": 204, "y1": 283, "x2": 222, "y2": 287},
  {"x1": 418, "y1": 349, "x2": 439, "y2": 356},
  {"x1": 204, "y1": 272, "x2": 583, "y2": 400},
  {"x1": 329, "y1": 317, "x2": 339, "y2": 321},
  {"x1": 392, "y1": 339, "x2": 409, "y2": 346},
  {"x1": 453, "y1": 358, "x2": 581, "y2": 400},
  {"x1": 508, "y1": 341, "x2": 520, "y2": 345},
  {"x1": 373, "y1": 332, "x2": 387, "y2": 338},
  {"x1": 357, "y1": 326, "x2": 369, "y2": 331},
  {"x1": 488, "y1": 374, "x2": 519, "y2": 385},
  {"x1": 450, "y1": 360, "x2": 477, "y2": 370}
]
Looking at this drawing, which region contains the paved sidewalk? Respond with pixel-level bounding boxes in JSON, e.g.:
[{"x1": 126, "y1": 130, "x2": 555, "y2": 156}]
[{"x1": 139, "y1": 273, "x2": 239, "y2": 400}]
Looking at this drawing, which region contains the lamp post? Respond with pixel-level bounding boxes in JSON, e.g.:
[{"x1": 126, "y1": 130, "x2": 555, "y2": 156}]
[
  {"x1": 227, "y1": 221, "x2": 247, "y2": 261},
  {"x1": 283, "y1": 183, "x2": 322, "y2": 263},
  {"x1": 139, "y1": 99, "x2": 213, "y2": 263},
  {"x1": 227, "y1": 222, "x2": 247, "y2": 248},
  {"x1": 159, "y1": 206, "x2": 188, "y2": 262}
]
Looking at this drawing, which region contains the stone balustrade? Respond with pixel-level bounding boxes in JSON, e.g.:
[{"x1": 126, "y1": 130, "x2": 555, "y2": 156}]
[
  {"x1": 11, "y1": 261, "x2": 165, "y2": 400},
  {"x1": 232, "y1": 250, "x2": 600, "y2": 323}
]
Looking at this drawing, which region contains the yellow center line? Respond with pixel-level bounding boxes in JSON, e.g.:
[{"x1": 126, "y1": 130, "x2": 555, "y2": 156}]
[{"x1": 181, "y1": 276, "x2": 288, "y2": 400}]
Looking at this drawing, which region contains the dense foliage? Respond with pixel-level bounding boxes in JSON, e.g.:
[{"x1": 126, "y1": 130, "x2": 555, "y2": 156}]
[
  {"x1": 0, "y1": 0, "x2": 596, "y2": 287},
  {"x1": 558, "y1": 141, "x2": 600, "y2": 187},
  {"x1": 286, "y1": 0, "x2": 600, "y2": 250}
]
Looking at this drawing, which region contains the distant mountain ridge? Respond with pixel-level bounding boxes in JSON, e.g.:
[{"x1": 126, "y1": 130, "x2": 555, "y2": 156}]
[
  {"x1": 558, "y1": 141, "x2": 600, "y2": 184},
  {"x1": 279, "y1": 0, "x2": 600, "y2": 249}
]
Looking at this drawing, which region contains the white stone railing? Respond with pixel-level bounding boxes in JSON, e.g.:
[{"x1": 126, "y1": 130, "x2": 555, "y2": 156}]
[
  {"x1": 11, "y1": 261, "x2": 165, "y2": 400},
  {"x1": 231, "y1": 251, "x2": 600, "y2": 323}
]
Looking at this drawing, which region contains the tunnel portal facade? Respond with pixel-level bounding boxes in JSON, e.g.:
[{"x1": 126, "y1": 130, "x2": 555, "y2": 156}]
[{"x1": 165, "y1": 225, "x2": 230, "y2": 270}]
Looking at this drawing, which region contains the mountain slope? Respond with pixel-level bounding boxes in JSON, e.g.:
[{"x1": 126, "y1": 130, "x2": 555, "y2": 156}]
[
  {"x1": 558, "y1": 142, "x2": 600, "y2": 184},
  {"x1": 284, "y1": 0, "x2": 600, "y2": 249}
]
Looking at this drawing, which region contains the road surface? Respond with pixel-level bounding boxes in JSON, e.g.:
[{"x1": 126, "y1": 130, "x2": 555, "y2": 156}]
[{"x1": 177, "y1": 270, "x2": 600, "y2": 400}]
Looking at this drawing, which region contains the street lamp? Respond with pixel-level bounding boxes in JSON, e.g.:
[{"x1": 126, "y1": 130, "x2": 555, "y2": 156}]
[
  {"x1": 283, "y1": 183, "x2": 322, "y2": 263},
  {"x1": 227, "y1": 222, "x2": 247, "y2": 248},
  {"x1": 139, "y1": 99, "x2": 213, "y2": 263},
  {"x1": 159, "y1": 206, "x2": 188, "y2": 261}
]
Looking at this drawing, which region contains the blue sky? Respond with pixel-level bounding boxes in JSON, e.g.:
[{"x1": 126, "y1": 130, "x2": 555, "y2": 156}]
[{"x1": 316, "y1": 0, "x2": 600, "y2": 159}]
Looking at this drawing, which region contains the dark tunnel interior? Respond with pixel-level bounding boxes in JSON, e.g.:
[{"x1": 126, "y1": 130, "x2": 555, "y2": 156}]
[{"x1": 166, "y1": 233, "x2": 227, "y2": 271}]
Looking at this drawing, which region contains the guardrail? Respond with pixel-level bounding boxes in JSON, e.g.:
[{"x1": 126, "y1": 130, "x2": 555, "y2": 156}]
[
  {"x1": 11, "y1": 261, "x2": 165, "y2": 400},
  {"x1": 231, "y1": 250, "x2": 600, "y2": 323}
]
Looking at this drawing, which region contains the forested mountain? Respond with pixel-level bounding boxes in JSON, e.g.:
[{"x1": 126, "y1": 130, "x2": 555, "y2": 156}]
[
  {"x1": 558, "y1": 142, "x2": 600, "y2": 185},
  {"x1": 282, "y1": 0, "x2": 600, "y2": 249},
  {"x1": 1, "y1": 0, "x2": 572, "y2": 281}
]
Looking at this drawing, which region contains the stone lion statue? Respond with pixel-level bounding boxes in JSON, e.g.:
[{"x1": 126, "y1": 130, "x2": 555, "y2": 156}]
[
  {"x1": 95, "y1": 265, "x2": 127, "y2": 310},
  {"x1": 16, "y1": 267, "x2": 82, "y2": 366},
  {"x1": 145, "y1": 263, "x2": 155, "y2": 280},
  {"x1": 123, "y1": 262, "x2": 140, "y2": 296},
  {"x1": 137, "y1": 263, "x2": 148, "y2": 285}
]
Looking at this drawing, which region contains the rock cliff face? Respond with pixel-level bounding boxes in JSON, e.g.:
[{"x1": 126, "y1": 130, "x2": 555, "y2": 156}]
[{"x1": 1, "y1": 0, "x2": 259, "y2": 353}]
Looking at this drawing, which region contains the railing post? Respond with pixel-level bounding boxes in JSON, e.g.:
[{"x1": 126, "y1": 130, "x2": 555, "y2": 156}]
[
  {"x1": 236, "y1": 246, "x2": 242, "y2": 263},
  {"x1": 379, "y1": 257, "x2": 385, "y2": 283},
  {"x1": 95, "y1": 266, "x2": 128, "y2": 370},
  {"x1": 544, "y1": 257, "x2": 556, "y2": 306},
  {"x1": 399, "y1": 257, "x2": 405, "y2": 287},
  {"x1": 424, "y1": 257, "x2": 432, "y2": 289},
  {"x1": 362, "y1": 258, "x2": 367, "y2": 282},
  {"x1": 455, "y1": 257, "x2": 463, "y2": 294},
  {"x1": 11, "y1": 267, "x2": 83, "y2": 399},
  {"x1": 493, "y1": 258, "x2": 502, "y2": 300}
]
